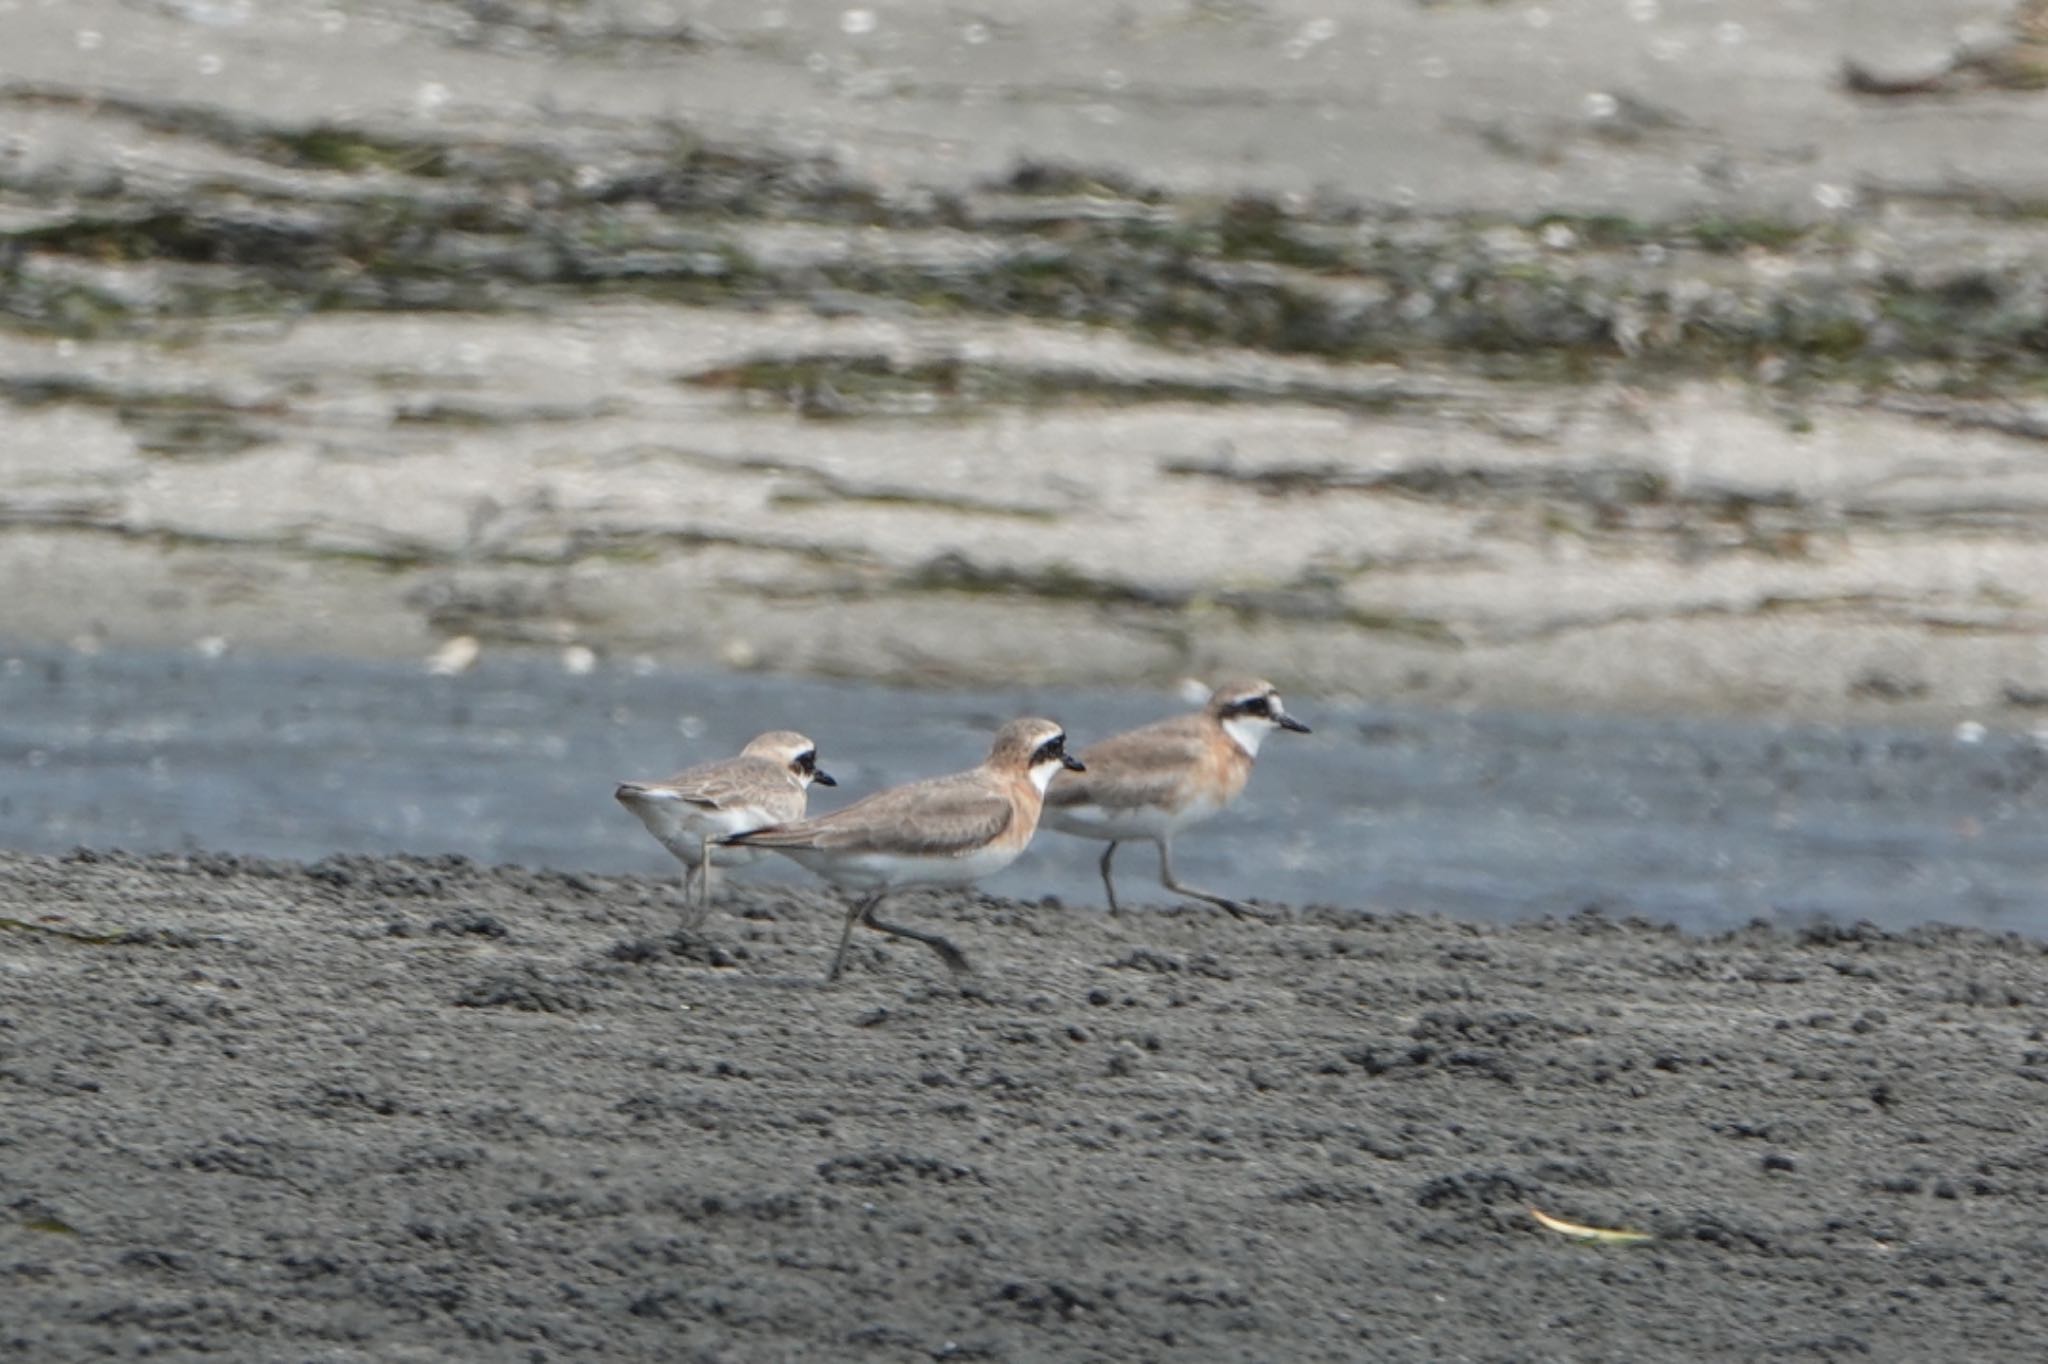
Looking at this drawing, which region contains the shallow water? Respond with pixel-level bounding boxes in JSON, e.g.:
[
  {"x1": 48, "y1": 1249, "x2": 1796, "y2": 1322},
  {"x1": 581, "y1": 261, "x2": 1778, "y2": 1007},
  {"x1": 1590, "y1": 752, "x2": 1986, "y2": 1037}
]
[{"x1": 6, "y1": 643, "x2": 2046, "y2": 935}]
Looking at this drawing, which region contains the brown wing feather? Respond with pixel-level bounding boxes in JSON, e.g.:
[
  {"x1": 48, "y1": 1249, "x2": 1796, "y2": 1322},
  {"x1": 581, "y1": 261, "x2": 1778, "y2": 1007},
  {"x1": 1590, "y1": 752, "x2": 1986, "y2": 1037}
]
[
  {"x1": 1047, "y1": 714, "x2": 1209, "y2": 812},
  {"x1": 730, "y1": 771, "x2": 1014, "y2": 857},
  {"x1": 656, "y1": 755, "x2": 789, "y2": 811}
]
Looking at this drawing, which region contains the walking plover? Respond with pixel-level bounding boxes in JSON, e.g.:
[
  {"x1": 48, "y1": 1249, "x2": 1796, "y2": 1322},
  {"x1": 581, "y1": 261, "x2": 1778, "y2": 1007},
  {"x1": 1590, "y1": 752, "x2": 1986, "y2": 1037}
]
[
  {"x1": 1043, "y1": 678, "x2": 1309, "y2": 919},
  {"x1": 615, "y1": 731, "x2": 835, "y2": 917},
  {"x1": 723, "y1": 717, "x2": 1082, "y2": 981}
]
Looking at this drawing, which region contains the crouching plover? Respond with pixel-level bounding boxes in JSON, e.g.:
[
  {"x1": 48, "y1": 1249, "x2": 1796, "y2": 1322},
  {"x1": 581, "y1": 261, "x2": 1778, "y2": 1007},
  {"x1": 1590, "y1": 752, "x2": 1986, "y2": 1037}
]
[
  {"x1": 1043, "y1": 678, "x2": 1309, "y2": 920},
  {"x1": 722, "y1": 717, "x2": 1083, "y2": 982},
  {"x1": 614, "y1": 731, "x2": 835, "y2": 917}
]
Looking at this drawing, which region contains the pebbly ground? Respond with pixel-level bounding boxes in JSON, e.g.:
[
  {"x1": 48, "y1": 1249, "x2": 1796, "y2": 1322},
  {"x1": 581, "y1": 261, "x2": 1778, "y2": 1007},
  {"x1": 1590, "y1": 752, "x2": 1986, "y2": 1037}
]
[{"x1": 4, "y1": 849, "x2": 2047, "y2": 1362}]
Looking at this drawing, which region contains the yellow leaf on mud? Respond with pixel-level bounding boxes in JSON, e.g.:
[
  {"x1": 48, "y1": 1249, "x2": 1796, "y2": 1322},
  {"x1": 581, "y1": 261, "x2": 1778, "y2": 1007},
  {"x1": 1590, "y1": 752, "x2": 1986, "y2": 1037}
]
[{"x1": 1529, "y1": 1206, "x2": 1652, "y2": 1245}]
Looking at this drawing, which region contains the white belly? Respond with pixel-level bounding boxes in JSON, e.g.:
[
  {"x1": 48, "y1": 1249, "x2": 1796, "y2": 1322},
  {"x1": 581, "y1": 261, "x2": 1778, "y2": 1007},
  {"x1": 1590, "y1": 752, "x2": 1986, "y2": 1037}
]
[
  {"x1": 619, "y1": 793, "x2": 770, "y2": 869},
  {"x1": 1043, "y1": 794, "x2": 1223, "y2": 843},
  {"x1": 772, "y1": 837, "x2": 1024, "y2": 892}
]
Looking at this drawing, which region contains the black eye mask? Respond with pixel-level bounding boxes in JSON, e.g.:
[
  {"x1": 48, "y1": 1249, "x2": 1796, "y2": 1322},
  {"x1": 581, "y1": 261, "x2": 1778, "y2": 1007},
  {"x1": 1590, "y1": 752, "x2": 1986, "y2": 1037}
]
[
  {"x1": 1228, "y1": 696, "x2": 1310, "y2": 734},
  {"x1": 1036, "y1": 737, "x2": 1086, "y2": 772}
]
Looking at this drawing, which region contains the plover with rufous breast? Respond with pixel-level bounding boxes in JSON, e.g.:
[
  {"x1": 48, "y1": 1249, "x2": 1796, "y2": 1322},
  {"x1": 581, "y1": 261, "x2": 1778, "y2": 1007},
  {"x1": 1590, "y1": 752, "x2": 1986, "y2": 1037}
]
[
  {"x1": 614, "y1": 731, "x2": 835, "y2": 919},
  {"x1": 722, "y1": 717, "x2": 1082, "y2": 982},
  {"x1": 1043, "y1": 678, "x2": 1309, "y2": 920}
]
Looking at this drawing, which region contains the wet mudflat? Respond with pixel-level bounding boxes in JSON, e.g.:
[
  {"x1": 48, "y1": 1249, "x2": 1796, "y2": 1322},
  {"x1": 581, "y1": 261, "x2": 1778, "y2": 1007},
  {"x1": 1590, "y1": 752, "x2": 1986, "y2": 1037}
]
[
  {"x1": 5, "y1": 849, "x2": 2048, "y2": 1361},
  {"x1": 7, "y1": 7, "x2": 2048, "y2": 1354}
]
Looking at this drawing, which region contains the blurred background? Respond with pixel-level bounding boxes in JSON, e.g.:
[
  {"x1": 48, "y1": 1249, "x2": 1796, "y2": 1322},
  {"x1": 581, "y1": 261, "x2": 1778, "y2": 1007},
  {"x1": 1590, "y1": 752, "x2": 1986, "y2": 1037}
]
[{"x1": 4, "y1": 1, "x2": 2047, "y2": 929}]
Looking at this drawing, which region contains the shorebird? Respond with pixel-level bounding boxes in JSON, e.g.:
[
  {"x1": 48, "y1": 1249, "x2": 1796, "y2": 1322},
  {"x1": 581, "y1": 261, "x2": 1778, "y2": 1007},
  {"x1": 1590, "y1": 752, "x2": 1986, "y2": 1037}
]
[
  {"x1": 1043, "y1": 678, "x2": 1309, "y2": 919},
  {"x1": 614, "y1": 731, "x2": 835, "y2": 917},
  {"x1": 722, "y1": 717, "x2": 1082, "y2": 981}
]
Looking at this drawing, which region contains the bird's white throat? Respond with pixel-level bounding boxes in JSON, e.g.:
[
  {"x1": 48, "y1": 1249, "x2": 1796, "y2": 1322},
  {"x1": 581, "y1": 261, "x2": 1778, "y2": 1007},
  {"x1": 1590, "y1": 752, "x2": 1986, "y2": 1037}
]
[
  {"x1": 1221, "y1": 714, "x2": 1271, "y2": 757},
  {"x1": 1029, "y1": 757, "x2": 1065, "y2": 793}
]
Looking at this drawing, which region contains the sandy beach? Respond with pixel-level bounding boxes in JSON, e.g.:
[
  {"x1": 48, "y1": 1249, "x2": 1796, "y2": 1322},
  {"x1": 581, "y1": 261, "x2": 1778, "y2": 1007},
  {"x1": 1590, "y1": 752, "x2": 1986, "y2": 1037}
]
[{"x1": 6, "y1": 849, "x2": 2046, "y2": 1361}]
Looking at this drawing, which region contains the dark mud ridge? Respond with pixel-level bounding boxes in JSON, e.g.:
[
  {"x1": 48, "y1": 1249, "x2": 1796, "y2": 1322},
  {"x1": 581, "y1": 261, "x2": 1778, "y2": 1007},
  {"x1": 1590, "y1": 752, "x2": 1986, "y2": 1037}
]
[
  {"x1": 6, "y1": 850, "x2": 2047, "y2": 1360},
  {"x1": 8, "y1": 82, "x2": 2048, "y2": 385}
]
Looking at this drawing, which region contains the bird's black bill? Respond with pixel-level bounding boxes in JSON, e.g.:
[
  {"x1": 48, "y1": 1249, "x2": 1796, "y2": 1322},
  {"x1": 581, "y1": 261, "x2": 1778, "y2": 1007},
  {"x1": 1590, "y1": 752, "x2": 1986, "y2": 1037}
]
[
  {"x1": 1061, "y1": 753, "x2": 1087, "y2": 771},
  {"x1": 812, "y1": 769, "x2": 838, "y2": 787},
  {"x1": 1278, "y1": 715, "x2": 1312, "y2": 734}
]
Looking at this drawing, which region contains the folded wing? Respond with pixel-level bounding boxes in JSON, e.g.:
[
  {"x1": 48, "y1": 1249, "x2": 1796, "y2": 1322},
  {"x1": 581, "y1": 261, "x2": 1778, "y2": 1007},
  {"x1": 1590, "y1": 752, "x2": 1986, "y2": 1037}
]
[
  {"x1": 730, "y1": 773, "x2": 1014, "y2": 858},
  {"x1": 656, "y1": 756, "x2": 785, "y2": 810},
  {"x1": 1048, "y1": 717, "x2": 1207, "y2": 811}
]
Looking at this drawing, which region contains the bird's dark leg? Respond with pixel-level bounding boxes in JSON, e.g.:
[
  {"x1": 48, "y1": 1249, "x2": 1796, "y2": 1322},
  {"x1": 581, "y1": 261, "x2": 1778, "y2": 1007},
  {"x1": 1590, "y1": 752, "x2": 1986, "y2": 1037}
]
[
  {"x1": 679, "y1": 860, "x2": 706, "y2": 929},
  {"x1": 1156, "y1": 837, "x2": 1276, "y2": 923},
  {"x1": 696, "y1": 834, "x2": 716, "y2": 911},
  {"x1": 862, "y1": 899, "x2": 973, "y2": 977},
  {"x1": 827, "y1": 893, "x2": 878, "y2": 981},
  {"x1": 1099, "y1": 841, "x2": 1122, "y2": 915}
]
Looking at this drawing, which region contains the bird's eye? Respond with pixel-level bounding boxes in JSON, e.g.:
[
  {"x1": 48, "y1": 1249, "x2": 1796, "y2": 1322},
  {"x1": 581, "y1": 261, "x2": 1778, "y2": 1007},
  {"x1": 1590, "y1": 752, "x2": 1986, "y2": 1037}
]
[
  {"x1": 1239, "y1": 696, "x2": 1271, "y2": 717},
  {"x1": 796, "y1": 751, "x2": 816, "y2": 772}
]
